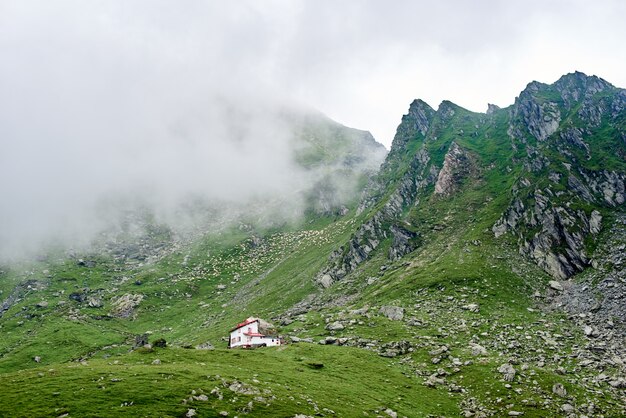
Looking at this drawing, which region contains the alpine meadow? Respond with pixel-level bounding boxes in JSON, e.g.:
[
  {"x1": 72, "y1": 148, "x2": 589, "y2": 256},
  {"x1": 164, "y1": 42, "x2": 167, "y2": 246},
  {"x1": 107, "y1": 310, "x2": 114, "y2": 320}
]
[{"x1": 1, "y1": 2, "x2": 626, "y2": 418}]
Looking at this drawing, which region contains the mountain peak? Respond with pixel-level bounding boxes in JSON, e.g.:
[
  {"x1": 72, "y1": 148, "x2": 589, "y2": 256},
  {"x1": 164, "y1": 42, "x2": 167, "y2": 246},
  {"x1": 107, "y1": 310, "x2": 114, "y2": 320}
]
[
  {"x1": 397, "y1": 98, "x2": 435, "y2": 139},
  {"x1": 554, "y1": 71, "x2": 614, "y2": 100},
  {"x1": 408, "y1": 98, "x2": 434, "y2": 112},
  {"x1": 486, "y1": 103, "x2": 501, "y2": 114}
]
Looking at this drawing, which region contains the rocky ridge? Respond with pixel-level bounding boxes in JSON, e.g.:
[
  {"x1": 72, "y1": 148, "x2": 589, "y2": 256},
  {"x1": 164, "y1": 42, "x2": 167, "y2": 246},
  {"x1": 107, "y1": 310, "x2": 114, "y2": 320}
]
[
  {"x1": 316, "y1": 100, "x2": 441, "y2": 287},
  {"x1": 495, "y1": 72, "x2": 625, "y2": 278},
  {"x1": 319, "y1": 72, "x2": 625, "y2": 287}
]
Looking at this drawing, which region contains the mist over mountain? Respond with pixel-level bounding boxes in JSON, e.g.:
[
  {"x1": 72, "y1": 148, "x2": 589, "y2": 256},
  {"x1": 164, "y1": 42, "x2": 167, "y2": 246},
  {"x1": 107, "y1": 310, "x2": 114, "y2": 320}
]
[
  {"x1": 0, "y1": 94, "x2": 385, "y2": 259},
  {"x1": 0, "y1": 71, "x2": 625, "y2": 417},
  {"x1": 0, "y1": 2, "x2": 393, "y2": 260},
  {"x1": 2, "y1": 2, "x2": 626, "y2": 417}
]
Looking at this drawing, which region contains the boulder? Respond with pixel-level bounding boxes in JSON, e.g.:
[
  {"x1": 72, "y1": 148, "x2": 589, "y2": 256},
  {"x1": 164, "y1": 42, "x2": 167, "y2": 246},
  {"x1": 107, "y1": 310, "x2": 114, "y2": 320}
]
[
  {"x1": 469, "y1": 343, "x2": 488, "y2": 356},
  {"x1": 379, "y1": 306, "x2": 404, "y2": 321},
  {"x1": 152, "y1": 338, "x2": 167, "y2": 348},
  {"x1": 497, "y1": 363, "x2": 516, "y2": 382},
  {"x1": 549, "y1": 280, "x2": 564, "y2": 291},
  {"x1": 461, "y1": 303, "x2": 480, "y2": 313},
  {"x1": 325, "y1": 321, "x2": 344, "y2": 331},
  {"x1": 552, "y1": 383, "x2": 567, "y2": 397},
  {"x1": 319, "y1": 274, "x2": 333, "y2": 288},
  {"x1": 195, "y1": 342, "x2": 214, "y2": 350}
]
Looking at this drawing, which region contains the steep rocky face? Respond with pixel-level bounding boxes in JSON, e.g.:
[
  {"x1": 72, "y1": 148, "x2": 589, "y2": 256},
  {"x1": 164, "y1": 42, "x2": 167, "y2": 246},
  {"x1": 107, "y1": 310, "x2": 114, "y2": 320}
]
[
  {"x1": 316, "y1": 101, "x2": 439, "y2": 286},
  {"x1": 510, "y1": 81, "x2": 561, "y2": 143},
  {"x1": 317, "y1": 99, "x2": 487, "y2": 286},
  {"x1": 495, "y1": 72, "x2": 625, "y2": 278},
  {"x1": 434, "y1": 142, "x2": 474, "y2": 197},
  {"x1": 550, "y1": 214, "x2": 626, "y2": 336},
  {"x1": 387, "y1": 99, "x2": 435, "y2": 154},
  {"x1": 320, "y1": 71, "x2": 625, "y2": 287},
  {"x1": 317, "y1": 147, "x2": 436, "y2": 287}
]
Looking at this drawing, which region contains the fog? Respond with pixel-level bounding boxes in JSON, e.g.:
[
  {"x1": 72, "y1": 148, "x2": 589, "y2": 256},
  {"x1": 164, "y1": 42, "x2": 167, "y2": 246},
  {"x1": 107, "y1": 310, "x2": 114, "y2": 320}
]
[
  {"x1": 1, "y1": 0, "x2": 625, "y2": 259},
  {"x1": 0, "y1": 1, "x2": 377, "y2": 259}
]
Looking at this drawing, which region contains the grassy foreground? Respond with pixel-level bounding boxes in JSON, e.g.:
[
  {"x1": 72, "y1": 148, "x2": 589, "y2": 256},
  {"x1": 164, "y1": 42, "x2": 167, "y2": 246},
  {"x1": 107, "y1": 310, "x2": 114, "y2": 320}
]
[{"x1": 0, "y1": 344, "x2": 458, "y2": 418}]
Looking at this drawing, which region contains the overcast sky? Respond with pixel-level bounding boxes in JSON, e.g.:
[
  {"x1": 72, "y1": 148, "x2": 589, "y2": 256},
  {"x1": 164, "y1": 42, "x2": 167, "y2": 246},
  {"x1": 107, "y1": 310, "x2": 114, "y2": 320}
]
[
  {"x1": 1, "y1": 0, "x2": 625, "y2": 257},
  {"x1": 2, "y1": 1, "x2": 625, "y2": 147}
]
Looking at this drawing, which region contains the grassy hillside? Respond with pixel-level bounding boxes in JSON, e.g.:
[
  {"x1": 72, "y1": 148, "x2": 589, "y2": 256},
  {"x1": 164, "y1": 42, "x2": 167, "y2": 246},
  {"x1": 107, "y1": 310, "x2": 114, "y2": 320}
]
[{"x1": 1, "y1": 73, "x2": 625, "y2": 417}]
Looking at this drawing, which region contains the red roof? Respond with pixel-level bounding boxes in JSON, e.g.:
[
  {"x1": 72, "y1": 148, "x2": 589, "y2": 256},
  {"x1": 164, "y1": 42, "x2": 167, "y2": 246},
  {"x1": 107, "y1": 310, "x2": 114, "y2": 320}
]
[{"x1": 230, "y1": 317, "x2": 259, "y2": 332}]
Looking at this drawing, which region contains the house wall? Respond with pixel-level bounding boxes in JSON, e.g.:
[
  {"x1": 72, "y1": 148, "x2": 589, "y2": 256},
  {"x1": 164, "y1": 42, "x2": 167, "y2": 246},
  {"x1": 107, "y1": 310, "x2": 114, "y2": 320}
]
[
  {"x1": 250, "y1": 336, "x2": 281, "y2": 347},
  {"x1": 229, "y1": 320, "x2": 260, "y2": 348},
  {"x1": 229, "y1": 320, "x2": 281, "y2": 348}
]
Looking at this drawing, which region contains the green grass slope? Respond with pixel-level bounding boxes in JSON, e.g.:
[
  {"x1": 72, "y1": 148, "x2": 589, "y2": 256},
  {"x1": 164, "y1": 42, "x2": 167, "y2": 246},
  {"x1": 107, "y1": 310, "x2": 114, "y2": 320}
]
[{"x1": 1, "y1": 73, "x2": 625, "y2": 417}]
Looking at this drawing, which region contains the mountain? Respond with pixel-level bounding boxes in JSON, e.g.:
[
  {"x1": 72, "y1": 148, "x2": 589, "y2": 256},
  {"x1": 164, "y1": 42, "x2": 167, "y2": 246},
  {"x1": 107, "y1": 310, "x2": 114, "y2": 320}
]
[{"x1": 0, "y1": 72, "x2": 624, "y2": 417}]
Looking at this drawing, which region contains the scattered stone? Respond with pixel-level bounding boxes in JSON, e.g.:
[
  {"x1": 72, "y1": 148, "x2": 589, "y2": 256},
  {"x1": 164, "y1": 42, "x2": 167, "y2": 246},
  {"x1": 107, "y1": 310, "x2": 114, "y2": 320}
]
[
  {"x1": 497, "y1": 363, "x2": 516, "y2": 382},
  {"x1": 228, "y1": 381, "x2": 260, "y2": 395},
  {"x1": 185, "y1": 409, "x2": 196, "y2": 417},
  {"x1": 384, "y1": 408, "x2": 398, "y2": 418},
  {"x1": 462, "y1": 303, "x2": 480, "y2": 313},
  {"x1": 36, "y1": 301, "x2": 48, "y2": 308},
  {"x1": 589, "y1": 210, "x2": 602, "y2": 234},
  {"x1": 151, "y1": 359, "x2": 161, "y2": 365},
  {"x1": 134, "y1": 334, "x2": 149, "y2": 348},
  {"x1": 379, "y1": 306, "x2": 404, "y2": 321},
  {"x1": 319, "y1": 274, "x2": 333, "y2": 288},
  {"x1": 319, "y1": 337, "x2": 337, "y2": 345},
  {"x1": 325, "y1": 321, "x2": 344, "y2": 331},
  {"x1": 350, "y1": 306, "x2": 369, "y2": 315},
  {"x1": 561, "y1": 403, "x2": 574, "y2": 413},
  {"x1": 469, "y1": 343, "x2": 487, "y2": 356},
  {"x1": 508, "y1": 411, "x2": 523, "y2": 416},
  {"x1": 110, "y1": 293, "x2": 143, "y2": 318},
  {"x1": 406, "y1": 318, "x2": 423, "y2": 327},
  {"x1": 424, "y1": 373, "x2": 445, "y2": 387},
  {"x1": 69, "y1": 292, "x2": 87, "y2": 303},
  {"x1": 153, "y1": 338, "x2": 167, "y2": 348},
  {"x1": 428, "y1": 346, "x2": 448, "y2": 356},
  {"x1": 33, "y1": 356, "x2": 41, "y2": 363},
  {"x1": 549, "y1": 281, "x2": 564, "y2": 291},
  {"x1": 379, "y1": 341, "x2": 412, "y2": 358},
  {"x1": 195, "y1": 342, "x2": 214, "y2": 350},
  {"x1": 552, "y1": 383, "x2": 567, "y2": 397}
]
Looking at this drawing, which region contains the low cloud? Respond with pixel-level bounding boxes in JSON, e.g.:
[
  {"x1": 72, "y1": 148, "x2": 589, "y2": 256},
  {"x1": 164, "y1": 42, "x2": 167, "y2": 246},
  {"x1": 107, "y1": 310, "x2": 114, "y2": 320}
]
[
  {"x1": 2, "y1": 0, "x2": 623, "y2": 259},
  {"x1": 0, "y1": 1, "x2": 377, "y2": 259}
]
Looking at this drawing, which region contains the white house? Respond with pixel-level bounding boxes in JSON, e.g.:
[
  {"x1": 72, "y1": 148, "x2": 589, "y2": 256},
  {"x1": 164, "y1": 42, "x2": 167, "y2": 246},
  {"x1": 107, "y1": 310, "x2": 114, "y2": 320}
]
[{"x1": 228, "y1": 317, "x2": 282, "y2": 348}]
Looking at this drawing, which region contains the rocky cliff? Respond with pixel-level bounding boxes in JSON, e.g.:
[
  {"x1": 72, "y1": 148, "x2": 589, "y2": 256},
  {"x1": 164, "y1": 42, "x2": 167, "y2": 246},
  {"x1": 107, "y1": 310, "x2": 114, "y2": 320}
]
[
  {"x1": 496, "y1": 72, "x2": 625, "y2": 278},
  {"x1": 318, "y1": 71, "x2": 625, "y2": 286}
]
